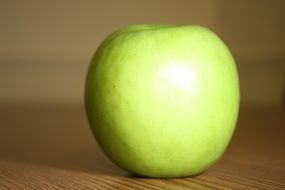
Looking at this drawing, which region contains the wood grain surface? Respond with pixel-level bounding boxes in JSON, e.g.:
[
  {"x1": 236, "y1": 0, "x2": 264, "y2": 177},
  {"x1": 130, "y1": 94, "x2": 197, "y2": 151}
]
[{"x1": 0, "y1": 104, "x2": 284, "y2": 189}]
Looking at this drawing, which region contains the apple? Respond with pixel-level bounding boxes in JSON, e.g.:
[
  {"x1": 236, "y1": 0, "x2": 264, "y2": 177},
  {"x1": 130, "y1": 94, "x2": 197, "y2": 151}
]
[{"x1": 85, "y1": 24, "x2": 240, "y2": 178}]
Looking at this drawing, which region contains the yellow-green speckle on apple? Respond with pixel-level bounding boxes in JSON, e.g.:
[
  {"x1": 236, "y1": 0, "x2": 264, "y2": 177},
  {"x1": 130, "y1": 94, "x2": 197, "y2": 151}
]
[{"x1": 85, "y1": 24, "x2": 240, "y2": 178}]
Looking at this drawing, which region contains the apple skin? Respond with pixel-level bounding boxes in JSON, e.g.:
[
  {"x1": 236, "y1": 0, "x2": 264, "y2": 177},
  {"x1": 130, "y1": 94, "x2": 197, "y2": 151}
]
[{"x1": 85, "y1": 24, "x2": 240, "y2": 178}]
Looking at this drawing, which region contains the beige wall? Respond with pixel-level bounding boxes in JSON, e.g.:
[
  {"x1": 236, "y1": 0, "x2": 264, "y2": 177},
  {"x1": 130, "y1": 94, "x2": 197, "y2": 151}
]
[{"x1": 1, "y1": 0, "x2": 284, "y2": 108}]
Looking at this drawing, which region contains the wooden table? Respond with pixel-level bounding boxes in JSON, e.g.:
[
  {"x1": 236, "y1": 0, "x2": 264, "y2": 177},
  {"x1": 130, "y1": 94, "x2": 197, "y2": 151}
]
[{"x1": 0, "y1": 104, "x2": 284, "y2": 189}]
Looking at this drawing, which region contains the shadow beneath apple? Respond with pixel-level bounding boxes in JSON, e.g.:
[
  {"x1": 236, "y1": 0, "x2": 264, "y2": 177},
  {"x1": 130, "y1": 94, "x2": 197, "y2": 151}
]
[{"x1": 0, "y1": 103, "x2": 128, "y2": 176}]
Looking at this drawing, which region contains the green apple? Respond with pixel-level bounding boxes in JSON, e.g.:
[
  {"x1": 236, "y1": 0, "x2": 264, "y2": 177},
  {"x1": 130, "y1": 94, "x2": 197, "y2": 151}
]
[{"x1": 85, "y1": 24, "x2": 240, "y2": 178}]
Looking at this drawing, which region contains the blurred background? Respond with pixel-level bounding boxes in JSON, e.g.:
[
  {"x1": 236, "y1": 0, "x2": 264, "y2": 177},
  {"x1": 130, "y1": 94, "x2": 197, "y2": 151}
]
[
  {"x1": 1, "y1": 0, "x2": 284, "y2": 108},
  {"x1": 0, "y1": 0, "x2": 285, "y2": 107}
]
